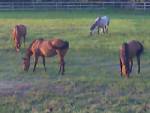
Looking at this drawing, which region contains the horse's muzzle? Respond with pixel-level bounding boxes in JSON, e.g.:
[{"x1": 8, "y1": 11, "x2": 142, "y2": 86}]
[
  {"x1": 90, "y1": 32, "x2": 92, "y2": 36},
  {"x1": 16, "y1": 48, "x2": 20, "y2": 52}
]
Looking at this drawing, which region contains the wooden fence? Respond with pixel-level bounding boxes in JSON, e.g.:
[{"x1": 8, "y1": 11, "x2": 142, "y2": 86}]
[{"x1": 0, "y1": 2, "x2": 150, "y2": 10}]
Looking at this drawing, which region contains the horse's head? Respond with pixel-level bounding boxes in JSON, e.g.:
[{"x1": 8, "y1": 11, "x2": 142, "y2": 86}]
[
  {"x1": 22, "y1": 57, "x2": 30, "y2": 71},
  {"x1": 90, "y1": 22, "x2": 97, "y2": 35},
  {"x1": 15, "y1": 41, "x2": 21, "y2": 52},
  {"x1": 120, "y1": 42, "x2": 130, "y2": 77}
]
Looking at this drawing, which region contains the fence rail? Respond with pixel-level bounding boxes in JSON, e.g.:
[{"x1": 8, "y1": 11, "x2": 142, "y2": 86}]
[{"x1": 0, "y1": 2, "x2": 150, "y2": 10}]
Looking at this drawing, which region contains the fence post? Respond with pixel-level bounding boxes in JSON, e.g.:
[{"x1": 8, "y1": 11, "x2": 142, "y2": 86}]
[
  {"x1": 32, "y1": 2, "x2": 33, "y2": 10},
  {"x1": 102, "y1": 2, "x2": 104, "y2": 9},
  {"x1": 55, "y1": 2, "x2": 57, "y2": 10},
  {"x1": 144, "y1": 2, "x2": 146, "y2": 11},
  {"x1": 11, "y1": 2, "x2": 14, "y2": 11},
  {"x1": 79, "y1": 2, "x2": 81, "y2": 10}
]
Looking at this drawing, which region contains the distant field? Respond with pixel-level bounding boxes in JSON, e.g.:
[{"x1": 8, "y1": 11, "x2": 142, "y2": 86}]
[{"x1": 0, "y1": 9, "x2": 150, "y2": 113}]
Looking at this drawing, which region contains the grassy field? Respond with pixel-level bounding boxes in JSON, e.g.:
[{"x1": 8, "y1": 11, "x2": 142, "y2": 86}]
[{"x1": 0, "y1": 9, "x2": 150, "y2": 113}]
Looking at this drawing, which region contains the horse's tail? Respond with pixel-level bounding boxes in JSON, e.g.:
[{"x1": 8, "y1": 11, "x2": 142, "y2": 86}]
[
  {"x1": 107, "y1": 17, "x2": 110, "y2": 26},
  {"x1": 52, "y1": 41, "x2": 69, "y2": 50},
  {"x1": 137, "y1": 41, "x2": 144, "y2": 55},
  {"x1": 107, "y1": 19, "x2": 110, "y2": 26},
  {"x1": 140, "y1": 43, "x2": 144, "y2": 53}
]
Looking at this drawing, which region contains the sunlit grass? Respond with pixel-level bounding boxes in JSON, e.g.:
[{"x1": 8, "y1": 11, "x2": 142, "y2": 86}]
[{"x1": 0, "y1": 9, "x2": 149, "y2": 113}]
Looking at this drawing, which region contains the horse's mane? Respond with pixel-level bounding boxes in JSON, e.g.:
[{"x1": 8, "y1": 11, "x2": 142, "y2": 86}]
[
  {"x1": 15, "y1": 25, "x2": 20, "y2": 35},
  {"x1": 25, "y1": 39, "x2": 37, "y2": 58},
  {"x1": 122, "y1": 42, "x2": 130, "y2": 71},
  {"x1": 14, "y1": 25, "x2": 20, "y2": 40},
  {"x1": 26, "y1": 38, "x2": 44, "y2": 57},
  {"x1": 90, "y1": 22, "x2": 97, "y2": 31},
  {"x1": 90, "y1": 17, "x2": 101, "y2": 31}
]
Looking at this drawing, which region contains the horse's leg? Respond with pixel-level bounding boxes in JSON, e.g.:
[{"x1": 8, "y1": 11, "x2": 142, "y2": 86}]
[
  {"x1": 33, "y1": 55, "x2": 39, "y2": 72},
  {"x1": 62, "y1": 59, "x2": 65, "y2": 74},
  {"x1": 104, "y1": 26, "x2": 106, "y2": 34},
  {"x1": 12, "y1": 36, "x2": 15, "y2": 47},
  {"x1": 58, "y1": 64, "x2": 62, "y2": 74},
  {"x1": 130, "y1": 59, "x2": 133, "y2": 73},
  {"x1": 98, "y1": 27, "x2": 100, "y2": 35},
  {"x1": 119, "y1": 58, "x2": 123, "y2": 77},
  {"x1": 61, "y1": 59, "x2": 65, "y2": 75},
  {"x1": 23, "y1": 35, "x2": 26, "y2": 47},
  {"x1": 59, "y1": 58, "x2": 65, "y2": 75},
  {"x1": 106, "y1": 26, "x2": 108, "y2": 33},
  {"x1": 137, "y1": 56, "x2": 141, "y2": 74},
  {"x1": 42, "y1": 56, "x2": 46, "y2": 72},
  {"x1": 12, "y1": 37, "x2": 16, "y2": 49},
  {"x1": 57, "y1": 53, "x2": 62, "y2": 74},
  {"x1": 126, "y1": 72, "x2": 129, "y2": 78},
  {"x1": 57, "y1": 52, "x2": 65, "y2": 75},
  {"x1": 102, "y1": 27, "x2": 105, "y2": 34}
]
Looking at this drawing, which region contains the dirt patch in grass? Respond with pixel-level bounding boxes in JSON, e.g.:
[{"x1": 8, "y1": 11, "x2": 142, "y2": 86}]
[{"x1": 0, "y1": 80, "x2": 32, "y2": 96}]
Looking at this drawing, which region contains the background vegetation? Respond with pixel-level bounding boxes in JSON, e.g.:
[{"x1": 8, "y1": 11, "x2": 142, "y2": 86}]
[{"x1": 0, "y1": 9, "x2": 149, "y2": 113}]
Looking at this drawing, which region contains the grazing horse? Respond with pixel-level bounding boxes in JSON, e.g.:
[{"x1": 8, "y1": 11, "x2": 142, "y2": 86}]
[
  {"x1": 119, "y1": 40, "x2": 144, "y2": 78},
  {"x1": 90, "y1": 16, "x2": 110, "y2": 35},
  {"x1": 12, "y1": 24, "x2": 27, "y2": 52},
  {"x1": 22, "y1": 38, "x2": 69, "y2": 75}
]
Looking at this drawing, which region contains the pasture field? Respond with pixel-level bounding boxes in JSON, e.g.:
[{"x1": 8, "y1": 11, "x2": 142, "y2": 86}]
[{"x1": 0, "y1": 9, "x2": 150, "y2": 113}]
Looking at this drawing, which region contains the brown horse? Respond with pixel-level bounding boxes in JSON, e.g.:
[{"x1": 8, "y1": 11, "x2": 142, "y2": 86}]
[
  {"x1": 22, "y1": 38, "x2": 69, "y2": 75},
  {"x1": 119, "y1": 40, "x2": 144, "y2": 78},
  {"x1": 12, "y1": 24, "x2": 27, "y2": 52}
]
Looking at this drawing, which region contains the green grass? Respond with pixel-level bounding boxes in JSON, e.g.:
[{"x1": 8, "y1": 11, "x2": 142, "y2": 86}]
[{"x1": 0, "y1": 9, "x2": 150, "y2": 113}]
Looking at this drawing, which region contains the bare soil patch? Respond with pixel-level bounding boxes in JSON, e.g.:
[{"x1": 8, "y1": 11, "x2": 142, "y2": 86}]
[{"x1": 0, "y1": 80, "x2": 32, "y2": 96}]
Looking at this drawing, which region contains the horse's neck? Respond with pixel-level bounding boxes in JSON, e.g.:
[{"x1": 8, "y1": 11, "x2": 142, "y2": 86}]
[
  {"x1": 15, "y1": 30, "x2": 21, "y2": 47},
  {"x1": 25, "y1": 48, "x2": 32, "y2": 59},
  {"x1": 95, "y1": 17, "x2": 100, "y2": 22},
  {"x1": 123, "y1": 44, "x2": 130, "y2": 68}
]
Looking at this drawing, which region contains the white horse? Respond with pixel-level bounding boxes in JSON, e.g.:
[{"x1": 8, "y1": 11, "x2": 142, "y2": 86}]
[{"x1": 90, "y1": 16, "x2": 110, "y2": 35}]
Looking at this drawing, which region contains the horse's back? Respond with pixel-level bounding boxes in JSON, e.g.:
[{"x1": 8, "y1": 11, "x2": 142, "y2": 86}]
[
  {"x1": 97, "y1": 16, "x2": 110, "y2": 27},
  {"x1": 30, "y1": 39, "x2": 55, "y2": 57},
  {"x1": 30, "y1": 38, "x2": 69, "y2": 57},
  {"x1": 128, "y1": 40, "x2": 143, "y2": 57},
  {"x1": 12, "y1": 24, "x2": 26, "y2": 37},
  {"x1": 101, "y1": 16, "x2": 108, "y2": 20},
  {"x1": 18, "y1": 24, "x2": 27, "y2": 35},
  {"x1": 50, "y1": 38, "x2": 69, "y2": 50}
]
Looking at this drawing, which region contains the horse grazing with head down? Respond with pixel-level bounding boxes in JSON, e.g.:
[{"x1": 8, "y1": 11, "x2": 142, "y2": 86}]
[
  {"x1": 90, "y1": 16, "x2": 110, "y2": 35},
  {"x1": 12, "y1": 24, "x2": 27, "y2": 52},
  {"x1": 119, "y1": 40, "x2": 144, "y2": 78},
  {"x1": 22, "y1": 38, "x2": 69, "y2": 75}
]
